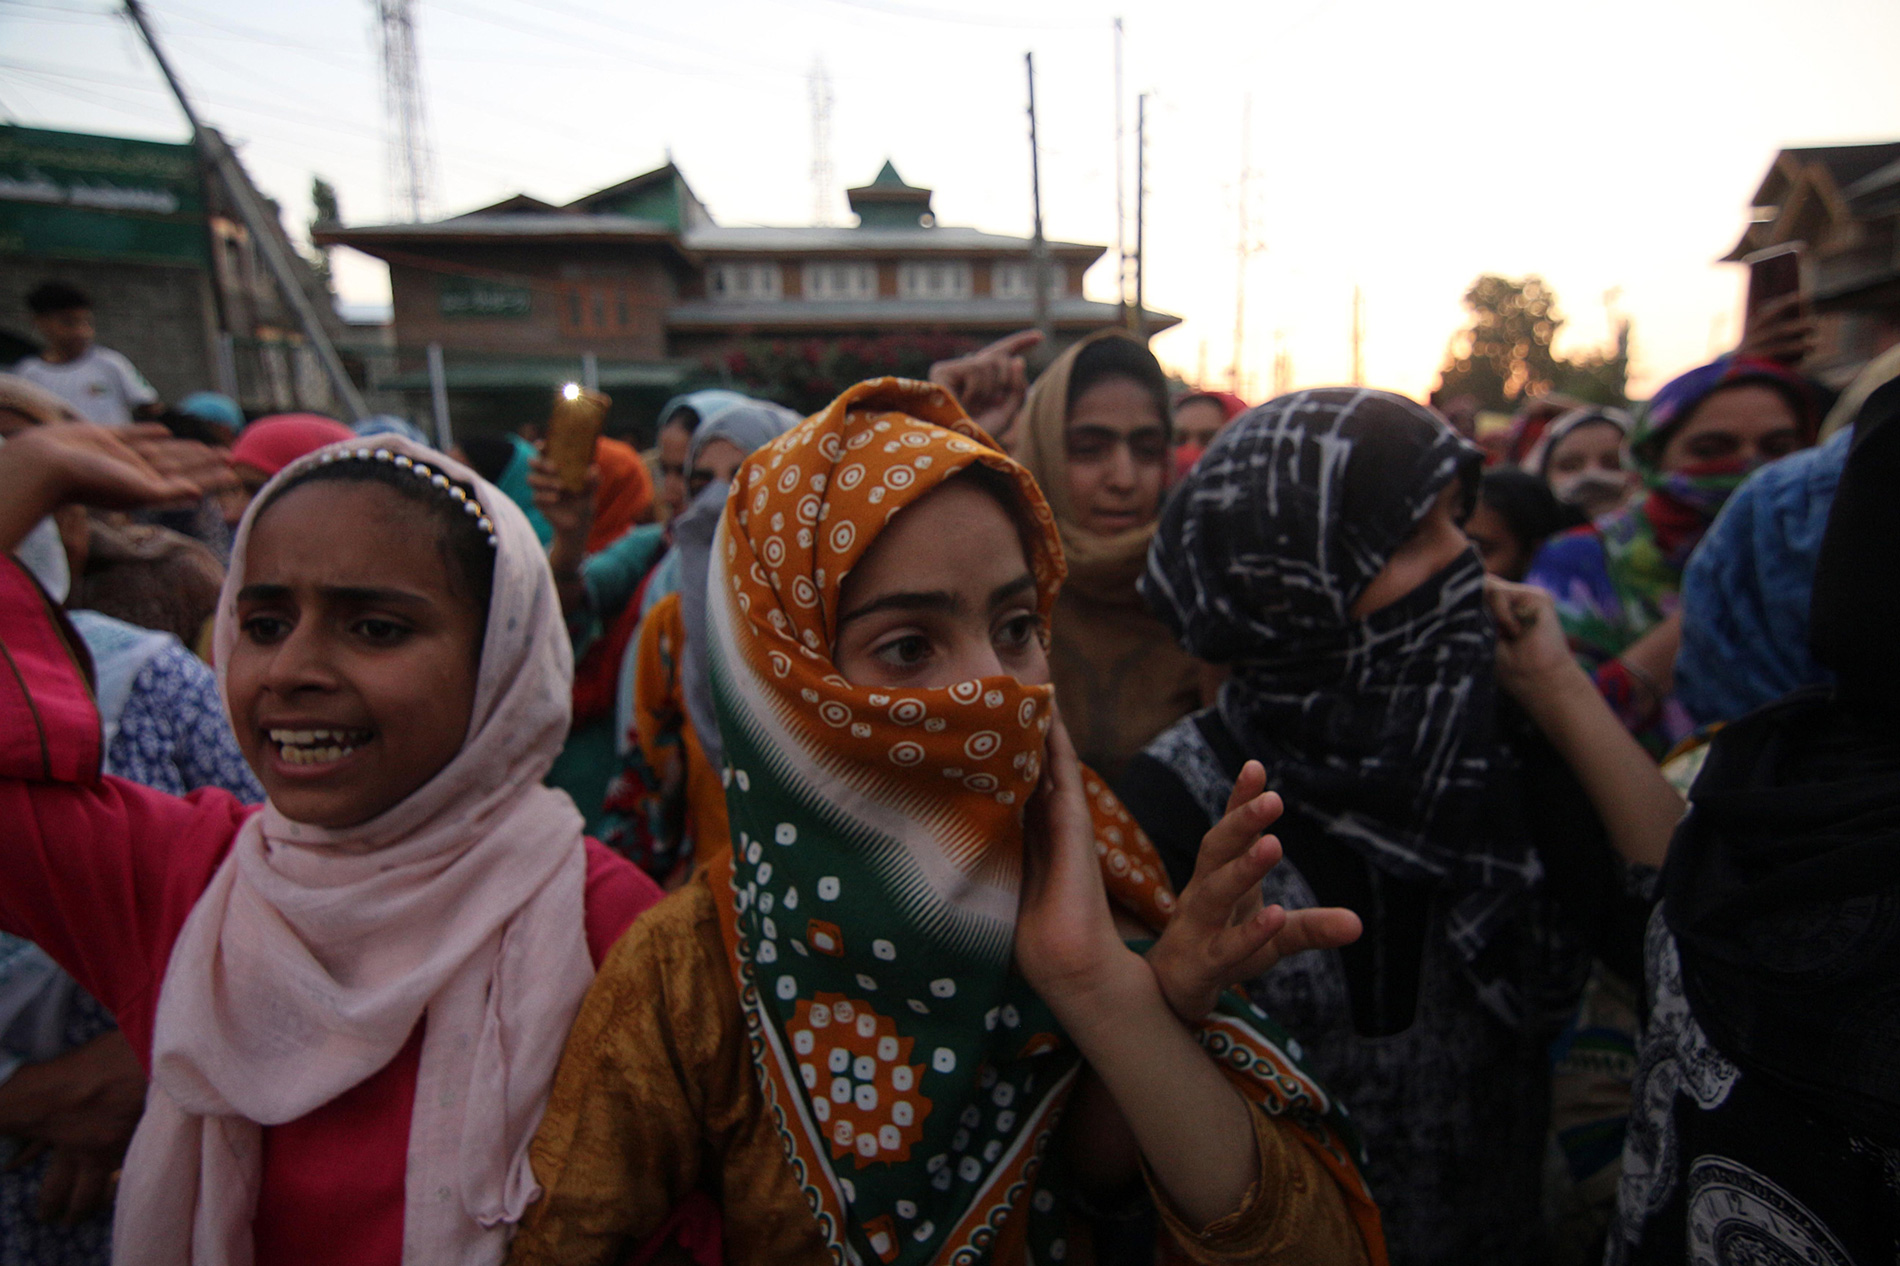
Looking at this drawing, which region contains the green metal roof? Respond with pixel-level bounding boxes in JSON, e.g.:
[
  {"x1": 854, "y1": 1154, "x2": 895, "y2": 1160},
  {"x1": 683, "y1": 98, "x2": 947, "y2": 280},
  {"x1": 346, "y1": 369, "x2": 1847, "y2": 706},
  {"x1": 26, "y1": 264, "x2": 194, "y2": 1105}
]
[{"x1": 869, "y1": 160, "x2": 917, "y2": 190}]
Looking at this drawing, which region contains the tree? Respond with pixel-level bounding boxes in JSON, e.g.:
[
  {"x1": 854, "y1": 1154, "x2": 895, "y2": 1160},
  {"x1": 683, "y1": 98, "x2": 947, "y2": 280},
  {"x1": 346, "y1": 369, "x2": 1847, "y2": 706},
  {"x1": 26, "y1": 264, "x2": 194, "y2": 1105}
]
[
  {"x1": 307, "y1": 177, "x2": 340, "y2": 288},
  {"x1": 1433, "y1": 275, "x2": 1628, "y2": 412}
]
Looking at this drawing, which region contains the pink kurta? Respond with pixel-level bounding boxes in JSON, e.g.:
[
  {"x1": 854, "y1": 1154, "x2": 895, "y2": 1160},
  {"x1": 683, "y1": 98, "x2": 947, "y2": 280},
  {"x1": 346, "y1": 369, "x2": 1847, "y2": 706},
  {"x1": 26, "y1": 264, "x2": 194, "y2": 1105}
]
[{"x1": 0, "y1": 557, "x2": 661, "y2": 1265}]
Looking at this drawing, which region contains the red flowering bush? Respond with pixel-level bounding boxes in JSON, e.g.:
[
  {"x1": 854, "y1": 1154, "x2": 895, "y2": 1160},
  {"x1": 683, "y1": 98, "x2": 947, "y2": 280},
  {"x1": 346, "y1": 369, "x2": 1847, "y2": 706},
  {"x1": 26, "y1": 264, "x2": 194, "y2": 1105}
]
[{"x1": 710, "y1": 333, "x2": 983, "y2": 414}]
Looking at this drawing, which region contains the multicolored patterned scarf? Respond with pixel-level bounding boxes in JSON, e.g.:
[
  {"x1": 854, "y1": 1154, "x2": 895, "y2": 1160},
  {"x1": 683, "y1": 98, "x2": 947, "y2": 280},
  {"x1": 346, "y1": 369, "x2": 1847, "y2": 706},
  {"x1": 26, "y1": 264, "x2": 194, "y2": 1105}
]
[
  {"x1": 1592, "y1": 354, "x2": 1821, "y2": 658},
  {"x1": 707, "y1": 378, "x2": 1381, "y2": 1266},
  {"x1": 1528, "y1": 356, "x2": 1822, "y2": 749}
]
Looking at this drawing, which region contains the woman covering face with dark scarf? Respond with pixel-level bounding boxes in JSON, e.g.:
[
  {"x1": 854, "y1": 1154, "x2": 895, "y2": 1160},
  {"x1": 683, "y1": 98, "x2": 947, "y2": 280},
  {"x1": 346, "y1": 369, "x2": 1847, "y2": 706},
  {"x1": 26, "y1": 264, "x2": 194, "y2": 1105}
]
[
  {"x1": 1122, "y1": 388, "x2": 1639, "y2": 1265},
  {"x1": 1008, "y1": 331, "x2": 1205, "y2": 783},
  {"x1": 1525, "y1": 355, "x2": 1819, "y2": 753},
  {"x1": 1605, "y1": 376, "x2": 1900, "y2": 1266}
]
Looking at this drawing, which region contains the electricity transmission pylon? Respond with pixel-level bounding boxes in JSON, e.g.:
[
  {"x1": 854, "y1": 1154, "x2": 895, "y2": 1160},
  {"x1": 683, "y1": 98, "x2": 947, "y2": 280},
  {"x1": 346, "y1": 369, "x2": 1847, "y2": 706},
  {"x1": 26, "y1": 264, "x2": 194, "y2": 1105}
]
[{"x1": 375, "y1": 0, "x2": 434, "y2": 222}]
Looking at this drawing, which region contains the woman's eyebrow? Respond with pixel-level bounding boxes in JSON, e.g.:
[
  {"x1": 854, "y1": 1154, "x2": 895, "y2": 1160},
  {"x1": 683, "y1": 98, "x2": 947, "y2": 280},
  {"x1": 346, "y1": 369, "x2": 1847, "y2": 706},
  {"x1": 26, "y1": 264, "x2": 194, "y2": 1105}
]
[
  {"x1": 323, "y1": 586, "x2": 435, "y2": 609},
  {"x1": 838, "y1": 590, "x2": 963, "y2": 628},
  {"x1": 987, "y1": 575, "x2": 1037, "y2": 610},
  {"x1": 235, "y1": 583, "x2": 432, "y2": 609}
]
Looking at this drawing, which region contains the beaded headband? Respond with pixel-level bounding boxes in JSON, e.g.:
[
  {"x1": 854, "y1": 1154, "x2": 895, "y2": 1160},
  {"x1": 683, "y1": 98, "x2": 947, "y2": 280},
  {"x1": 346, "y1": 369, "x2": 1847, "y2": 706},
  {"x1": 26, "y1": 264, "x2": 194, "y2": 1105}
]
[{"x1": 314, "y1": 445, "x2": 499, "y2": 548}]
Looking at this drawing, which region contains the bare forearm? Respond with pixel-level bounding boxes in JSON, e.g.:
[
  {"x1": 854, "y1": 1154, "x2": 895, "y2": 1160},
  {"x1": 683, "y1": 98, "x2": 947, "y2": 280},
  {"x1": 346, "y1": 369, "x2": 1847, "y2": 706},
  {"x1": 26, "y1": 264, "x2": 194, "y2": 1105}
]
[
  {"x1": 1521, "y1": 665, "x2": 1684, "y2": 868},
  {"x1": 546, "y1": 532, "x2": 590, "y2": 621},
  {"x1": 551, "y1": 569, "x2": 587, "y2": 621},
  {"x1": 0, "y1": 454, "x2": 61, "y2": 556},
  {"x1": 1055, "y1": 958, "x2": 1258, "y2": 1229},
  {"x1": 1063, "y1": 1067, "x2": 1144, "y2": 1197},
  {"x1": 1617, "y1": 613, "x2": 1682, "y2": 701}
]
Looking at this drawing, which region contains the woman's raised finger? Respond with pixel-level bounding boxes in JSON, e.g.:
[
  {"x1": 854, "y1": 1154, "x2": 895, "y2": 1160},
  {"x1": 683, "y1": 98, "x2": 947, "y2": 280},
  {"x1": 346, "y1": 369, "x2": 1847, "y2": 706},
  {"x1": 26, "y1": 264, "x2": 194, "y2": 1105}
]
[
  {"x1": 1194, "y1": 787, "x2": 1281, "y2": 885},
  {"x1": 1186, "y1": 832, "x2": 1281, "y2": 922}
]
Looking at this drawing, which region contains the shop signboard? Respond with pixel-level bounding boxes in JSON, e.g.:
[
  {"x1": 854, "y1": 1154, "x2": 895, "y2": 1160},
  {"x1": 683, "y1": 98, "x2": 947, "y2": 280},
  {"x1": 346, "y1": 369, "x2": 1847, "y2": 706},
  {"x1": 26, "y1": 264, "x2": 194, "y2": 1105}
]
[{"x1": 0, "y1": 124, "x2": 206, "y2": 267}]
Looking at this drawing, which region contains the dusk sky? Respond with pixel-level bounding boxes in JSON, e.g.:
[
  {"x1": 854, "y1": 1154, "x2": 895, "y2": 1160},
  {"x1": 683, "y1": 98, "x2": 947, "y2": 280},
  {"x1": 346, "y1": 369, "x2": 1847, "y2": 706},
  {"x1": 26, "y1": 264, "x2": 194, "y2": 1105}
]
[{"x1": 6, "y1": 0, "x2": 1899, "y2": 401}]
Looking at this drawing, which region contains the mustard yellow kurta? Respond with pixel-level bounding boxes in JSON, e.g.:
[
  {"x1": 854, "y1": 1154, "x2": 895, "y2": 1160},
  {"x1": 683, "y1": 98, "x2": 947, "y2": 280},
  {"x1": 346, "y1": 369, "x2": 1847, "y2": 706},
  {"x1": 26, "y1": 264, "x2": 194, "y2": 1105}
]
[{"x1": 510, "y1": 875, "x2": 1372, "y2": 1266}]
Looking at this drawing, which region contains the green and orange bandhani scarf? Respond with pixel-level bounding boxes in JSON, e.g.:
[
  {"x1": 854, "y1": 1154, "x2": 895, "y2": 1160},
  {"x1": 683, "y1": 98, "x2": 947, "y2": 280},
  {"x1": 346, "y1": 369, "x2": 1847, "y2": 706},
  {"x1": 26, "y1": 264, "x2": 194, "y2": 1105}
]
[{"x1": 707, "y1": 378, "x2": 1384, "y2": 1266}]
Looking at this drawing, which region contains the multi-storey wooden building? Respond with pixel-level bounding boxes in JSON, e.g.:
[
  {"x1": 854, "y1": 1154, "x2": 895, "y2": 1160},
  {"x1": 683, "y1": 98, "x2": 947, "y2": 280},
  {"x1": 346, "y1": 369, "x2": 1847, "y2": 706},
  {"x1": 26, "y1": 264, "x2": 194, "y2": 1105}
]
[
  {"x1": 1724, "y1": 142, "x2": 1900, "y2": 388},
  {"x1": 319, "y1": 161, "x2": 1174, "y2": 434}
]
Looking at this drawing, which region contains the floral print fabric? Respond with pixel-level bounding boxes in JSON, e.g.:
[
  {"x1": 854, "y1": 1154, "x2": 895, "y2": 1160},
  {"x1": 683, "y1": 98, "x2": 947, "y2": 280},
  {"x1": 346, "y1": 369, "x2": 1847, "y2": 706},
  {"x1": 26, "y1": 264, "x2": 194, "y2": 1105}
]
[{"x1": 705, "y1": 378, "x2": 1381, "y2": 1266}]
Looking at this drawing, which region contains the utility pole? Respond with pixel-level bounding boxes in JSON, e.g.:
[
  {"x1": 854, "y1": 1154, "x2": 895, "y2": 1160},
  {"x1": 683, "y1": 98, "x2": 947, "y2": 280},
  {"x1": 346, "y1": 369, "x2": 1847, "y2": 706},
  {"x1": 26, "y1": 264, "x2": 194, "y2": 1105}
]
[
  {"x1": 1351, "y1": 285, "x2": 1365, "y2": 387},
  {"x1": 375, "y1": 0, "x2": 434, "y2": 221},
  {"x1": 1133, "y1": 91, "x2": 1148, "y2": 342},
  {"x1": 123, "y1": 0, "x2": 367, "y2": 420},
  {"x1": 808, "y1": 58, "x2": 834, "y2": 226},
  {"x1": 1230, "y1": 94, "x2": 1263, "y2": 395},
  {"x1": 1026, "y1": 52, "x2": 1052, "y2": 341},
  {"x1": 1113, "y1": 17, "x2": 1128, "y2": 330},
  {"x1": 1272, "y1": 329, "x2": 1291, "y2": 397}
]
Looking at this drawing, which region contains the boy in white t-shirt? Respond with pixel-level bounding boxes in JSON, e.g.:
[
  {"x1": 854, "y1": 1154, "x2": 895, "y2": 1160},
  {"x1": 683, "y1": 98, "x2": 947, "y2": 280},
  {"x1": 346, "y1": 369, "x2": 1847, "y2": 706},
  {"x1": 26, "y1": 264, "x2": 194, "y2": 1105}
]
[{"x1": 14, "y1": 280, "x2": 160, "y2": 426}]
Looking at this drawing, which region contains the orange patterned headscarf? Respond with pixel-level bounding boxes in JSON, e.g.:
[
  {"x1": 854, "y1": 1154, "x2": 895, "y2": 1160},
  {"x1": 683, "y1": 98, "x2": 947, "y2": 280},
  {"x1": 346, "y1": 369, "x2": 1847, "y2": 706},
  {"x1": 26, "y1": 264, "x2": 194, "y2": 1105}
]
[{"x1": 707, "y1": 378, "x2": 1380, "y2": 1266}]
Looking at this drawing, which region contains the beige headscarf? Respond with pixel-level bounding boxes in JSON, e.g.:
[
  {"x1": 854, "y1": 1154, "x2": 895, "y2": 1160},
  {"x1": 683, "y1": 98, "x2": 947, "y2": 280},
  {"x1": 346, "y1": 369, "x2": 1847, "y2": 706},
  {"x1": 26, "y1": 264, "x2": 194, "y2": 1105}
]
[
  {"x1": 1010, "y1": 329, "x2": 1161, "y2": 600},
  {"x1": 1008, "y1": 331, "x2": 1203, "y2": 781},
  {"x1": 115, "y1": 435, "x2": 593, "y2": 1266}
]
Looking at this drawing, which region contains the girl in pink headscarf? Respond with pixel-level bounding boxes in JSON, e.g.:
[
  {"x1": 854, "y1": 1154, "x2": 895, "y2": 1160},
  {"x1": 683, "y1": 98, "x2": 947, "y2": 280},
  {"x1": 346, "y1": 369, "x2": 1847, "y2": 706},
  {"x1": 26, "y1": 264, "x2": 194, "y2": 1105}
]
[
  {"x1": 221, "y1": 413, "x2": 355, "y2": 526},
  {"x1": 0, "y1": 423, "x2": 662, "y2": 1265}
]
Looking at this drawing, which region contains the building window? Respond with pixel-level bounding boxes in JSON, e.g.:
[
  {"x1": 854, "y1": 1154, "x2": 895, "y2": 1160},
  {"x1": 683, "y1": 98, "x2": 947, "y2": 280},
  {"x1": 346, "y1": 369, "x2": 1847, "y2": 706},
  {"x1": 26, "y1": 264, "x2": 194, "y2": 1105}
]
[
  {"x1": 991, "y1": 261, "x2": 1063, "y2": 301},
  {"x1": 802, "y1": 261, "x2": 877, "y2": 301},
  {"x1": 708, "y1": 262, "x2": 784, "y2": 302},
  {"x1": 561, "y1": 283, "x2": 634, "y2": 336},
  {"x1": 898, "y1": 260, "x2": 973, "y2": 300}
]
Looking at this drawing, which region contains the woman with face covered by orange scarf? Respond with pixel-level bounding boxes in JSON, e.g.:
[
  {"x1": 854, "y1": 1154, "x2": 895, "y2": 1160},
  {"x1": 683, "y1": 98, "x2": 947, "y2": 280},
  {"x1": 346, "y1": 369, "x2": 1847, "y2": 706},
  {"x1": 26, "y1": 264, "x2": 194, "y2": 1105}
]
[{"x1": 511, "y1": 379, "x2": 1384, "y2": 1266}]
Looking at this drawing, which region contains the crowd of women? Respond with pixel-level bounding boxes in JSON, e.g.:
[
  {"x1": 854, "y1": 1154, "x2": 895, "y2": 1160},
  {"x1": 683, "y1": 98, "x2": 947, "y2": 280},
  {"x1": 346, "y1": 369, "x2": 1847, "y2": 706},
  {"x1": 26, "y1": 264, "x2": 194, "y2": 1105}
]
[{"x1": 0, "y1": 308, "x2": 1892, "y2": 1265}]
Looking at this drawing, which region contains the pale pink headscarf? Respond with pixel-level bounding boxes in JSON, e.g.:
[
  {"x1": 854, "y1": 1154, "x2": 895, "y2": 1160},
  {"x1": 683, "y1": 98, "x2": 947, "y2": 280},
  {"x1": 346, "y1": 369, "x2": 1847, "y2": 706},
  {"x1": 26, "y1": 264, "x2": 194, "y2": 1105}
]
[{"x1": 114, "y1": 435, "x2": 592, "y2": 1266}]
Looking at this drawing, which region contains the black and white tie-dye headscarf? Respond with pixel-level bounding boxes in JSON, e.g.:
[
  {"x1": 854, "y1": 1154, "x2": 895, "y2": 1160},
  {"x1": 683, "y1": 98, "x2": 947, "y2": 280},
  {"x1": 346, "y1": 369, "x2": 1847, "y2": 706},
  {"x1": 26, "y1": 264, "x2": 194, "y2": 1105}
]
[{"x1": 1141, "y1": 387, "x2": 1544, "y2": 1024}]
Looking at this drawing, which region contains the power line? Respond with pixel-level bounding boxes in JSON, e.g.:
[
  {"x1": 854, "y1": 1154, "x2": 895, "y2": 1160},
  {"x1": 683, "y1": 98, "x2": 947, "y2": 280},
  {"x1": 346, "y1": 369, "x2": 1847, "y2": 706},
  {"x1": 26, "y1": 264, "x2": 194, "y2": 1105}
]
[
  {"x1": 0, "y1": 53, "x2": 597, "y2": 186},
  {"x1": 143, "y1": 0, "x2": 363, "y2": 69},
  {"x1": 512, "y1": 0, "x2": 793, "y2": 68},
  {"x1": 428, "y1": 0, "x2": 791, "y2": 85},
  {"x1": 814, "y1": 0, "x2": 1089, "y2": 30},
  {"x1": 0, "y1": 0, "x2": 116, "y2": 15},
  {"x1": 139, "y1": 6, "x2": 604, "y2": 149}
]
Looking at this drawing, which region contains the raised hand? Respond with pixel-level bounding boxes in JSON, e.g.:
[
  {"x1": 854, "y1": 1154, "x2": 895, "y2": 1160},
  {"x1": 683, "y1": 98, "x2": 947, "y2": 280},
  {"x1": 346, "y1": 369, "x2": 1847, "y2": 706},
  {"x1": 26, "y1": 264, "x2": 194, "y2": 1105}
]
[
  {"x1": 33, "y1": 1144, "x2": 121, "y2": 1226},
  {"x1": 120, "y1": 423, "x2": 239, "y2": 498},
  {"x1": 1484, "y1": 574, "x2": 1586, "y2": 702},
  {"x1": 1146, "y1": 761, "x2": 1362, "y2": 1024},
  {"x1": 1737, "y1": 292, "x2": 1816, "y2": 367},
  {"x1": 527, "y1": 453, "x2": 597, "y2": 536},
  {"x1": 1015, "y1": 713, "x2": 1147, "y2": 1017},
  {"x1": 0, "y1": 423, "x2": 214, "y2": 555},
  {"x1": 929, "y1": 329, "x2": 1044, "y2": 446},
  {"x1": 527, "y1": 452, "x2": 599, "y2": 587},
  {"x1": 0, "y1": 1031, "x2": 145, "y2": 1225}
]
